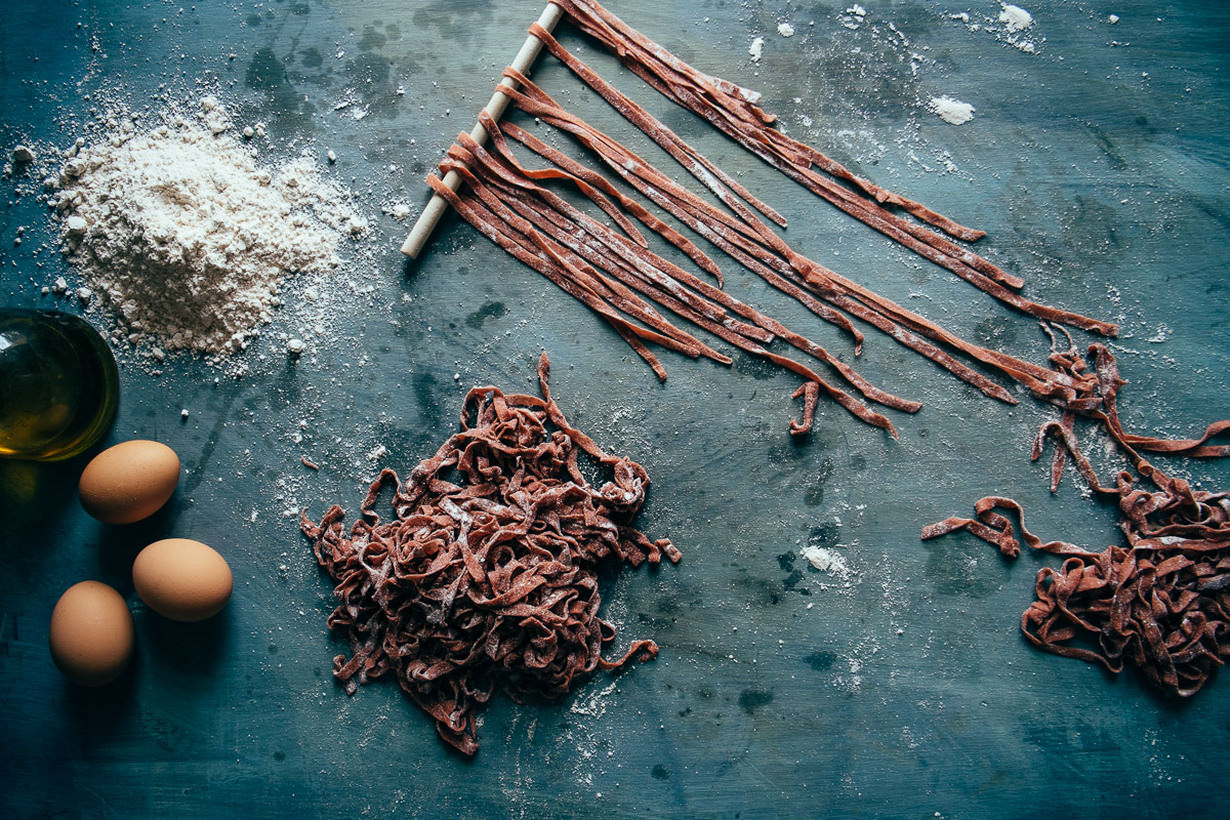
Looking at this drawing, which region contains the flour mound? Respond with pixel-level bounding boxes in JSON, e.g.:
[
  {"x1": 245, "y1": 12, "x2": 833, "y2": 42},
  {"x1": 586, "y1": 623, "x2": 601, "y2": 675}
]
[
  {"x1": 49, "y1": 97, "x2": 364, "y2": 356},
  {"x1": 929, "y1": 95, "x2": 976, "y2": 126},
  {"x1": 998, "y1": 4, "x2": 1034, "y2": 33}
]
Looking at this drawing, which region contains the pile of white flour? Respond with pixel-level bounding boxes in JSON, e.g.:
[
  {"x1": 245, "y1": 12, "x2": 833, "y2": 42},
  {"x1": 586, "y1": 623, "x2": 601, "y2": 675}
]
[
  {"x1": 47, "y1": 96, "x2": 367, "y2": 357},
  {"x1": 929, "y1": 95, "x2": 976, "y2": 126}
]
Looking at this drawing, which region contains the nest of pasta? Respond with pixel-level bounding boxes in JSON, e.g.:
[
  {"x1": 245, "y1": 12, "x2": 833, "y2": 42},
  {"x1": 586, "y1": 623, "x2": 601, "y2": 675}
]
[
  {"x1": 302, "y1": 353, "x2": 678, "y2": 754},
  {"x1": 925, "y1": 339, "x2": 1230, "y2": 696}
]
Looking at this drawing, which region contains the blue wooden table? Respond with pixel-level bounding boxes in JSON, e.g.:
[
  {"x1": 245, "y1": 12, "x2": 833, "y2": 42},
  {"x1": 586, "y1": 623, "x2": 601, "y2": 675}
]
[{"x1": 2, "y1": 2, "x2": 1228, "y2": 817}]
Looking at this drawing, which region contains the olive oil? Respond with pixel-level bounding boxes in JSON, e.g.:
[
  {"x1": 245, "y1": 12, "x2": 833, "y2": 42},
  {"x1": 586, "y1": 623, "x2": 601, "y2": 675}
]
[{"x1": 0, "y1": 308, "x2": 119, "y2": 461}]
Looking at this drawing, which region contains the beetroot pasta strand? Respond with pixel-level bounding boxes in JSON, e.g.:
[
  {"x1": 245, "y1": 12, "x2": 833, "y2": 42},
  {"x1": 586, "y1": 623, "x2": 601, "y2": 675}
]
[
  {"x1": 453, "y1": 134, "x2": 912, "y2": 423},
  {"x1": 439, "y1": 152, "x2": 735, "y2": 367},
  {"x1": 486, "y1": 113, "x2": 727, "y2": 285},
  {"x1": 549, "y1": 0, "x2": 991, "y2": 245},
  {"x1": 426, "y1": 172, "x2": 699, "y2": 376}
]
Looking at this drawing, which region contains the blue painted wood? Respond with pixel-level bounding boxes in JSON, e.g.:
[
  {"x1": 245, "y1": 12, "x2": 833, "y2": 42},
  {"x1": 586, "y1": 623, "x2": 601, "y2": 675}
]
[{"x1": 2, "y1": 1, "x2": 1228, "y2": 817}]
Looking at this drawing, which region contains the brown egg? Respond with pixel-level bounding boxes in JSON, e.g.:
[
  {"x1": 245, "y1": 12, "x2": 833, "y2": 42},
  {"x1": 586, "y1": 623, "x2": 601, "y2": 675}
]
[
  {"x1": 132, "y1": 538, "x2": 232, "y2": 622},
  {"x1": 49, "y1": 580, "x2": 135, "y2": 686},
  {"x1": 79, "y1": 439, "x2": 180, "y2": 524}
]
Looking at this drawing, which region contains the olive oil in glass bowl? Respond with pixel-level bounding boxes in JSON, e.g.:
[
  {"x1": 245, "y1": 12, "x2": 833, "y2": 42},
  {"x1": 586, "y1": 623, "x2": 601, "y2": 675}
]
[{"x1": 0, "y1": 308, "x2": 119, "y2": 461}]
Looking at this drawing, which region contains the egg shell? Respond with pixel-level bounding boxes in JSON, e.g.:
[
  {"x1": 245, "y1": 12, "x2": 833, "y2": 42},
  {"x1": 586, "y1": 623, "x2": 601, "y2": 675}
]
[
  {"x1": 49, "y1": 580, "x2": 135, "y2": 686},
  {"x1": 133, "y1": 538, "x2": 233, "y2": 622},
  {"x1": 79, "y1": 439, "x2": 180, "y2": 524}
]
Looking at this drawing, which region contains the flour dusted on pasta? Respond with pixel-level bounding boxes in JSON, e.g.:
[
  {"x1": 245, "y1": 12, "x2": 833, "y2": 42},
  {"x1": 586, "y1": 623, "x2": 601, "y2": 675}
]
[{"x1": 48, "y1": 96, "x2": 366, "y2": 357}]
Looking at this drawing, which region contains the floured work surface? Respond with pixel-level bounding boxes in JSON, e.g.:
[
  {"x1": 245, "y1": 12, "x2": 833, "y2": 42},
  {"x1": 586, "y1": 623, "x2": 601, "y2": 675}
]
[{"x1": 2, "y1": 2, "x2": 1228, "y2": 818}]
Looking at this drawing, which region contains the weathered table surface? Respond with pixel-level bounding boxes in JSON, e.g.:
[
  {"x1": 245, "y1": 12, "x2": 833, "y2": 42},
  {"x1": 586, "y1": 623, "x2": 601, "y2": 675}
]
[{"x1": 2, "y1": 1, "x2": 1228, "y2": 817}]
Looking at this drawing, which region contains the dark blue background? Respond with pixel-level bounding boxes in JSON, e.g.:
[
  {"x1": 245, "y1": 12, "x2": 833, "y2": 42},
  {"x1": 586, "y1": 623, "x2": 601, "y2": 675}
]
[{"x1": 2, "y1": 2, "x2": 1228, "y2": 817}]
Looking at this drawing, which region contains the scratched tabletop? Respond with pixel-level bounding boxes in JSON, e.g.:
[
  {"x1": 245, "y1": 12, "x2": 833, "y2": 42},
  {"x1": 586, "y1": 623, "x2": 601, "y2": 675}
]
[{"x1": 2, "y1": 1, "x2": 1229, "y2": 818}]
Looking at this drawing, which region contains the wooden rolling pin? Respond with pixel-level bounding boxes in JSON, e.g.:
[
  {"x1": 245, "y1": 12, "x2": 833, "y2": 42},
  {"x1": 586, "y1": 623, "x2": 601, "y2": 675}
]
[{"x1": 400, "y1": 2, "x2": 564, "y2": 259}]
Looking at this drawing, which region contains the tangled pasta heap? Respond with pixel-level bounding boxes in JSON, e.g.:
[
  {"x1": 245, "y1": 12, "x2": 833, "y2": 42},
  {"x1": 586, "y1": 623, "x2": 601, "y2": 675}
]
[
  {"x1": 302, "y1": 354, "x2": 679, "y2": 754},
  {"x1": 924, "y1": 339, "x2": 1230, "y2": 696}
]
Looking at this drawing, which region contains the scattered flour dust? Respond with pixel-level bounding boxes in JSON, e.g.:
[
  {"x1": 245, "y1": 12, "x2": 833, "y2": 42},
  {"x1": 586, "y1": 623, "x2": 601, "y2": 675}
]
[
  {"x1": 749, "y1": 36, "x2": 765, "y2": 63},
  {"x1": 840, "y1": 5, "x2": 868, "y2": 30},
  {"x1": 949, "y1": 3, "x2": 1041, "y2": 53},
  {"x1": 797, "y1": 3, "x2": 974, "y2": 175},
  {"x1": 801, "y1": 545, "x2": 851, "y2": 578},
  {"x1": 929, "y1": 95, "x2": 976, "y2": 125},
  {"x1": 46, "y1": 95, "x2": 368, "y2": 358},
  {"x1": 383, "y1": 201, "x2": 413, "y2": 220},
  {"x1": 998, "y1": 4, "x2": 1034, "y2": 33}
]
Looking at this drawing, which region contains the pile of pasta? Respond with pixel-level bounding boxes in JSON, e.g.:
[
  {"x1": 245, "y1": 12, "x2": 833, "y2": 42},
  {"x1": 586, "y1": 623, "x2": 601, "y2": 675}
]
[{"x1": 303, "y1": 354, "x2": 678, "y2": 754}]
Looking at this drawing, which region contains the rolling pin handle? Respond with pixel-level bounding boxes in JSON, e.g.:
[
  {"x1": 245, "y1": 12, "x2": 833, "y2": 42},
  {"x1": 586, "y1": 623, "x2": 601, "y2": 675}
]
[{"x1": 401, "y1": 2, "x2": 565, "y2": 259}]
